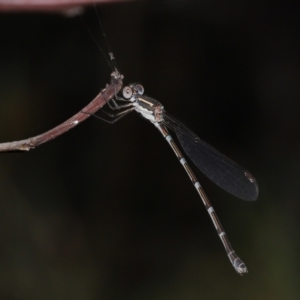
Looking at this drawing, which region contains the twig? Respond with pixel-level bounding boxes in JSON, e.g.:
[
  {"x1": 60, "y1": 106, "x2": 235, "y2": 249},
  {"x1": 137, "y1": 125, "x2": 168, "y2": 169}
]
[{"x1": 0, "y1": 71, "x2": 123, "y2": 152}]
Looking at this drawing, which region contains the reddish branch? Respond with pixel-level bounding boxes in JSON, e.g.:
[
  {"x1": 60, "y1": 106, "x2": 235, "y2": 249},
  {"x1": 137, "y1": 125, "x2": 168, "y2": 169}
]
[
  {"x1": 0, "y1": 71, "x2": 123, "y2": 152},
  {"x1": 0, "y1": 0, "x2": 128, "y2": 13}
]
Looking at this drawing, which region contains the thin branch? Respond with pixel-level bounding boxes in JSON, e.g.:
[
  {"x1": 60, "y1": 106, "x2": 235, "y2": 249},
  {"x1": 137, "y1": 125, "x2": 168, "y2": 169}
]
[{"x1": 0, "y1": 71, "x2": 123, "y2": 152}]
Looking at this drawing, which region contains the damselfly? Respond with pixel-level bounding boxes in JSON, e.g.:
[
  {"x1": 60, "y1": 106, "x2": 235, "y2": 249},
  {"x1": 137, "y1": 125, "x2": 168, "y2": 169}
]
[{"x1": 84, "y1": 8, "x2": 259, "y2": 274}]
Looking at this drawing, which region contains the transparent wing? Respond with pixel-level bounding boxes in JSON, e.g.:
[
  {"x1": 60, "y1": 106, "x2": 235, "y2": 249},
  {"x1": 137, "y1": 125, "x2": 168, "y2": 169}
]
[{"x1": 163, "y1": 112, "x2": 259, "y2": 201}]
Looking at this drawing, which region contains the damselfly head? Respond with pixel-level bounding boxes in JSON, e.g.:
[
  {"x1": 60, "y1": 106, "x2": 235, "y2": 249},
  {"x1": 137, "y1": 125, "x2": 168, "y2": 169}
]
[{"x1": 122, "y1": 84, "x2": 145, "y2": 99}]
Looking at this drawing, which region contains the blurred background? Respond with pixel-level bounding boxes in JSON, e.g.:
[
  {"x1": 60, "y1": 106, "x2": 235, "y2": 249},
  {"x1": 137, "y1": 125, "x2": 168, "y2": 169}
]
[{"x1": 0, "y1": 0, "x2": 299, "y2": 299}]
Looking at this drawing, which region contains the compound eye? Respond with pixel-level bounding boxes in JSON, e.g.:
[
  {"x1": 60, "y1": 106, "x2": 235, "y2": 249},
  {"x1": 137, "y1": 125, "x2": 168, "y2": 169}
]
[
  {"x1": 135, "y1": 84, "x2": 144, "y2": 95},
  {"x1": 122, "y1": 86, "x2": 133, "y2": 99}
]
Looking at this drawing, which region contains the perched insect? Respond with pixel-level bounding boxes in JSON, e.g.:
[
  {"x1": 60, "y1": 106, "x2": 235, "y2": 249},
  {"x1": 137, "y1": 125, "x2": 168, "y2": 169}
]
[{"x1": 88, "y1": 78, "x2": 258, "y2": 274}]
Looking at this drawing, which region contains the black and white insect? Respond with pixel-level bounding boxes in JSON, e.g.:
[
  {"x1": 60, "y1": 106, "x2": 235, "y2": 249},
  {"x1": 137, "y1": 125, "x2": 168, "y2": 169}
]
[
  {"x1": 91, "y1": 78, "x2": 258, "y2": 275},
  {"x1": 84, "y1": 8, "x2": 259, "y2": 274}
]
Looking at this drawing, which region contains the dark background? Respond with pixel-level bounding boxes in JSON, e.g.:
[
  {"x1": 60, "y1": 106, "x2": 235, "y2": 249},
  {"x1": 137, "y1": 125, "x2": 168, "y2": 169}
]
[{"x1": 0, "y1": 1, "x2": 299, "y2": 299}]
